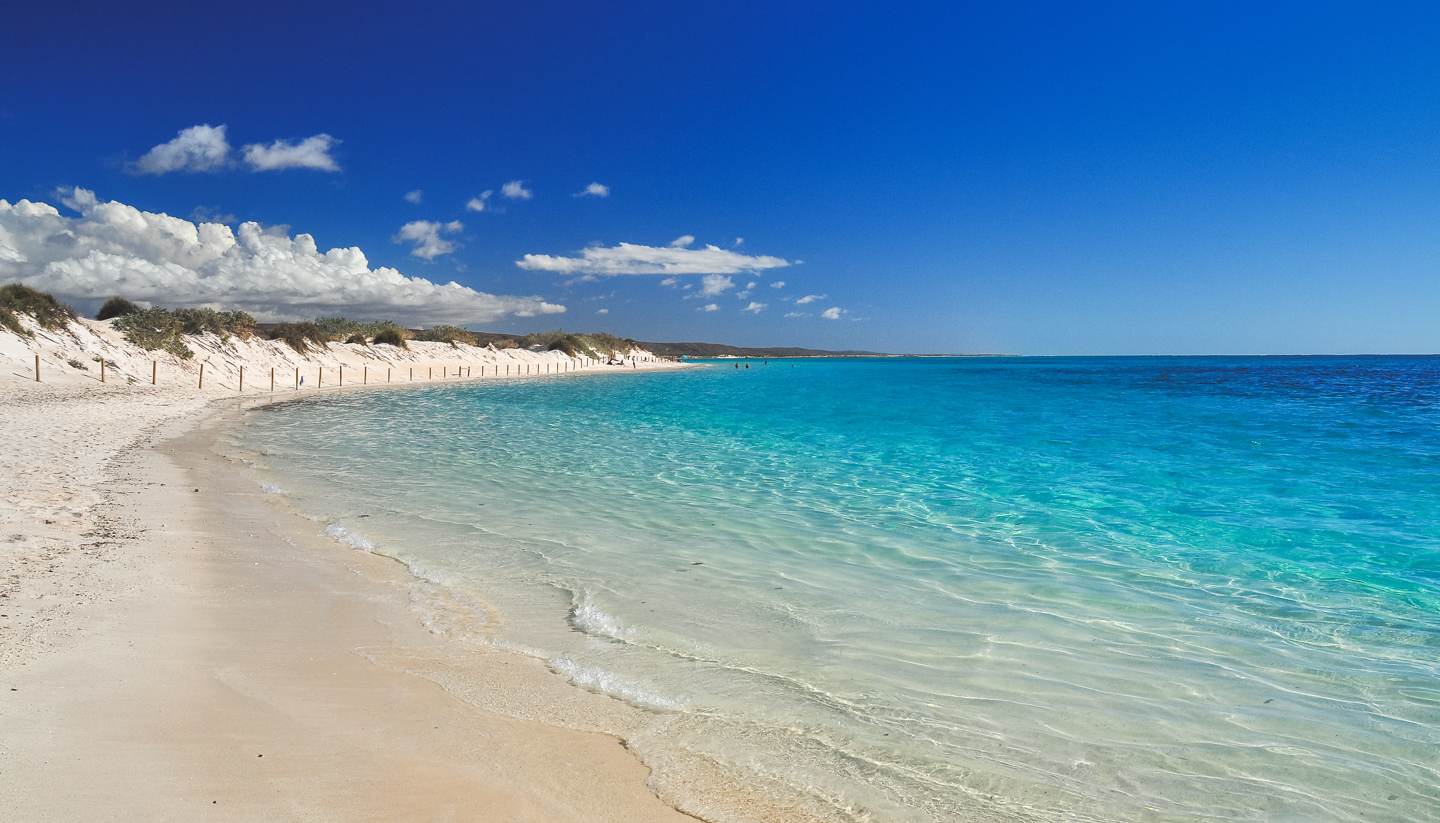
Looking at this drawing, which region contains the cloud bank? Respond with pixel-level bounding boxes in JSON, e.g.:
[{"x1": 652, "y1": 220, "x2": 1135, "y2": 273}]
[
  {"x1": 0, "y1": 188, "x2": 562, "y2": 325},
  {"x1": 516, "y1": 240, "x2": 792, "y2": 276}
]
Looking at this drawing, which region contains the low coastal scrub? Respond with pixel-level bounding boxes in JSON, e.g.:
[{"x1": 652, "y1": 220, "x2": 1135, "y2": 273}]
[
  {"x1": 113, "y1": 308, "x2": 193, "y2": 359},
  {"x1": 175, "y1": 307, "x2": 256, "y2": 339},
  {"x1": 268, "y1": 317, "x2": 411, "y2": 352},
  {"x1": 370, "y1": 324, "x2": 408, "y2": 347},
  {"x1": 517, "y1": 330, "x2": 636, "y2": 359},
  {"x1": 266, "y1": 321, "x2": 327, "y2": 353},
  {"x1": 412, "y1": 325, "x2": 477, "y2": 346},
  {"x1": 0, "y1": 284, "x2": 76, "y2": 337},
  {"x1": 0, "y1": 287, "x2": 632, "y2": 365},
  {"x1": 113, "y1": 306, "x2": 256, "y2": 359},
  {"x1": 96, "y1": 296, "x2": 142, "y2": 321}
]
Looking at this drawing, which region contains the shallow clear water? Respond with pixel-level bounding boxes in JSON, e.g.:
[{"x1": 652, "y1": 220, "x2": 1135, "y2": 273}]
[{"x1": 238, "y1": 357, "x2": 1440, "y2": 821}]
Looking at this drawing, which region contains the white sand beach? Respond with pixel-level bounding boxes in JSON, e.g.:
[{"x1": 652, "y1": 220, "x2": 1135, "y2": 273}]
[{"x1": 0, "y1": 316, "x2": 736, "y2": 822}]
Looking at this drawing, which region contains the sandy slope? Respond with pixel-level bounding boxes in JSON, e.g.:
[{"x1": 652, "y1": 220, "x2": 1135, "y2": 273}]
[{"x1": 0, "y1": 319, "x2": 706, "y2": 821}]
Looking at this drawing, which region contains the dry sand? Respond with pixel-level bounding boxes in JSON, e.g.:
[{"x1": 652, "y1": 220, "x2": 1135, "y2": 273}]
[{"x1": 0, "y1": 321, "x2": 709, "y2": 821}]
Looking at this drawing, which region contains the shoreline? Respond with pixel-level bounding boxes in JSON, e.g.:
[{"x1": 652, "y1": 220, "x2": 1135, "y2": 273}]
[{"x1": 0, "y1": 367, "x2": 762, "y2": 821}]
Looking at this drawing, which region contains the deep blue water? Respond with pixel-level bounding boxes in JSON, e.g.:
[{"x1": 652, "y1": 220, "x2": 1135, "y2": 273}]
[{"x1": 239, "y1": 356, "x2": 1440, "y2": 821}]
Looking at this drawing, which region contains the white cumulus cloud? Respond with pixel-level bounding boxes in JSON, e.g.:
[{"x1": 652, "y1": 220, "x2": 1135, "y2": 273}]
[
  {"x1": 501, "y1": 180, "x2": 533, "y2": 200},
  {"x1": 784, "y1": 311, "x2": 807, "y2": 318},
  {"x1": 466, "y1": 190, "x2": 493, "y2": 212},
  {"x1": 700, "y1": 303, "x2": 719, "y2": 312},
  {"x1": 133, "y1": 124, "x2": 231, "y2": 174},
  {"x1": 795, "y1": 293, "x2": 826, "y2": 305},
  {"x1": 404, "y1": 189, "x2": 424, "y2": 204},
  {"x1": 0, "y1": 188, "x2": 561, "y2": 324},
  {"x1": 395, "y1": 220, "x2": 462, "y2": 260},
  {"x1": 596, "y1": 307, "x2": 609, "y2": 315},
  {"x1": 659, "y1": 276, "x2": 678, "y2": 287},
  {"x1": 577, "y1": 182, "x2": 609, "y2": 198},
  {"x1": 516, "y1": 240, "x2": 792, "y2": 277},
  {"x1": 700, "y1": 274, "x2": 735, "y2": 296},
  {"x1": 770, "y1": 280, "x2": 785, "y2": 289},
  {"x1": 670, "y1": 234, "x2": 695, "y2": 248},
  {"x1": 821, "y1": 306, "x2": 844, "y2": 320},
  {"x1": 743, "y1": 301, "x2": 767, "y2": 314},
  {"x1": 242, "y1": 134, "x2": 340, "y2": 172}
]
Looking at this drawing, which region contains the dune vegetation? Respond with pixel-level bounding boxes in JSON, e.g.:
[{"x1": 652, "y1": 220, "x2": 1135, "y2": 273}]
[
  {"x1": 0, "y1": 283, "x2": 77, "y2": 337},
  {"x1": 2, "y1": 287, "x2": 644, "y2": 361}
]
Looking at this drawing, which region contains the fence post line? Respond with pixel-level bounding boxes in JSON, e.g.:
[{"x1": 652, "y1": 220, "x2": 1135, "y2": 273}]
[{"x1": 198, "y1": 362, "x2": 205, "y2": 390}]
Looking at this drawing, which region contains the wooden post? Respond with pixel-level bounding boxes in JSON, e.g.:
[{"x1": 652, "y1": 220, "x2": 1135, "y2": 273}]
[
  {"x1": 387, "y1": 367, "x2": 391, "y2": 383},
  {"x1": 198, "y1": 362, "x2": 205, "y2": 389},
  {"x1": 100, "y1": 359, "x2": 106, "y2": 383},
  {"x1": 270, "y1": 367, "x2": 275, "y2": 391},
  {"x1": 363, "y1": 365, "x2": 368, "y2": 385},
  {"x1": 294, "y1": 366, "x2": 300, "y2": 390},
  {"x1": 318, "y1": 366, "x2": 323, "y2": 387},
  {"x1": 34, "y1": 353, "x2": 40, "y2": 382},
  {"x1": 339, "y1": 364, "x2": 344, "y2": 386},
  {"x1": 239, "y1": 366, "x2": 244, "y2": 392},
  {"x1": 152, "y1": 360, "x2": 157, "y2": 385},
  {"x1": 429, "y1": 366, "x2": 433, "y2": 380},
  {"x1": 409, "y1": 366, "x2": 413, "y2": 381}
]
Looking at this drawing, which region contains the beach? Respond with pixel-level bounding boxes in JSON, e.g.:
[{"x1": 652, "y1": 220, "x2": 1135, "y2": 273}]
[
  {"x1": 0, "y1": 322, "x2": 727, "y2": 821},
  {"x1": 5, "y1": 322, "x2": 1438, "y2": 822}
]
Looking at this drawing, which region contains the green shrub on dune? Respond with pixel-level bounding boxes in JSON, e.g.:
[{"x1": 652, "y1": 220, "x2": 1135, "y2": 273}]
[
  {"x1": 370, "y1": 323, "x2": 409, "y2": 348},
  {"x1": 111, "y1": 305, "x2": 256, "y2": 358},
  {"x1": 266, "y1": 321, "x2": 327, "y2": 353},
  {"x1": 516, "y1": 330, "x2": 636, "y2": 359},
  {"x1": 96, "y1": 296, "x2": 142, "y2": 321},
  {"x1": 114, "y1": 307, "x2": 193, "y2": 359},
  {"x1": 0, "y1": 284, "x2": 77, "y2": 337},
  {"x1": 412, "y1": 325, "x2": 477, "y2": 346},
  {"x1": 173, "y1": 307, "x2": 256, "y2": 339}
]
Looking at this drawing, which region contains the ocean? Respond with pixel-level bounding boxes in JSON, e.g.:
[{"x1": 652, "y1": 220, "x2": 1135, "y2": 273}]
[{"x1": 235, "y1": 356, "x2": 1440, "y2": 821}]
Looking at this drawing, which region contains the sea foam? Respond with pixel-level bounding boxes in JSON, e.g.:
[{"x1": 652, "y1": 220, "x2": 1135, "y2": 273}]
[
  {"x1": 547, "y1": 655, "x2": 682, "y2": 712},
  {"x1": 323, "y1": 522, "x2": 376, "y2": 551}
]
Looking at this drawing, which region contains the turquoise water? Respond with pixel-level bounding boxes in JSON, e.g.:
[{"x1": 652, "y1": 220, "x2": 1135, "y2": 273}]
[{"x1": 239, "y1": 357, "x2": 1440, "y2": 821}]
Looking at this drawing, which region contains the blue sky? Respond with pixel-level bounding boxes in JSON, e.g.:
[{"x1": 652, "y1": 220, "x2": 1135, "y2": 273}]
[{"x1": 4, "y1": 2, "x2": 1439, "y2": 354}]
